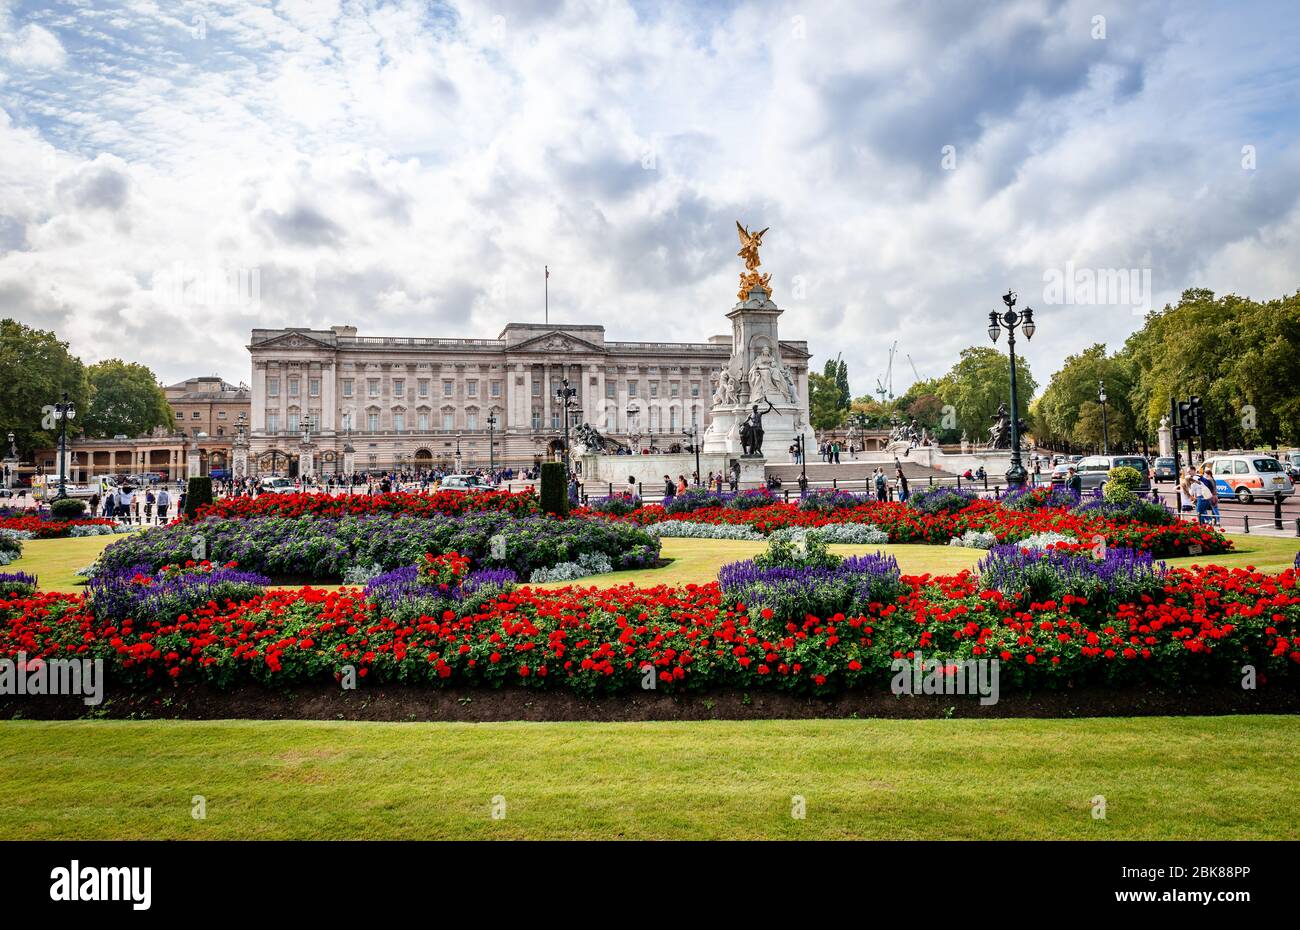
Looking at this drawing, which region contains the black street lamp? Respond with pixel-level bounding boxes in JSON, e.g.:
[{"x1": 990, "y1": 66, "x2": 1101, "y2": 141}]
[
  {"x1": 682, "y1": 418, "x2": 702, "y2": 485},
  {"x1": 455, "y1": 432, "x2": 463, "y2": 472},
  {"x1": 52, "y1": 391, "x2": 76, "y2": 499},
  {"x1": 554, "y1": 377, "x2": 579, "y2": 480},
  {"x1": 987, "y1": 290, "x2": 1035, "y2": 488},
  {"x1": 1098, "y1": 379, "x2": 1110, "y2": 455},
  {"x1": 486, "y1": 413, "x2": 498, "y2": 475}
]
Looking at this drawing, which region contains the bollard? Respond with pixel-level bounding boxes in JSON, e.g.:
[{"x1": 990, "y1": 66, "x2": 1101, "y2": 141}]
[
  {"x1": 832, "y1": 478, "x2": 838, "y2": 489},
  {"x1": 784, "y1": 488, "x2": 789, "y2": 502},
  {"x1": 1243, "y1": 513, "x2": 1250, "y2": 534},
  {"x1": 983, "y1": 474, "x2": 989, "y2": 491},
  {"x1": 956, "y1": 475, "x2": 962, "y2": 490},
  {"x1": 638, "y1": 481, "x2": 643, "y2": 500},
  {"x1": 609, "y1": 482, "x2": 613, "y2": 497},
  {"x1": 928, "y1": 475, "x2": 933, "y2": 486},
  {"x1": 1275, "y1": 492, "x2": 1284, "y2": 530}
]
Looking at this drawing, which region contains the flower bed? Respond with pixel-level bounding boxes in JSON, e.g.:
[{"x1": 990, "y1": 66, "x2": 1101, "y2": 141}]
[
  {"x1": 96, "y1": 512, "x2": 660, "y2": 581},
  {"x1": 193, "y1": 489, "x2": 537, "y2": 521},
  {"x1": 5, "y1": 549, "x2": 1295, "y2": 697},
  {"x1": 587, "y1": 495, "x2": 1228, "y2": 557},
  {"x1": 0, "y1": 513, "x2": 121, "y2": 539}
]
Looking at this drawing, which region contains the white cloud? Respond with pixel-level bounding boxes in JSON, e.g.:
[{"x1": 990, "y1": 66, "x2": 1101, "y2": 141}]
[{"x1": 0, "y1": 0, "x2": 1296, "y2": 396}]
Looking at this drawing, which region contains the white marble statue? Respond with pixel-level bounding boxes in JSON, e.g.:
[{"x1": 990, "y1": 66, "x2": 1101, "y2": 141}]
[
  {"x1": 713, "y1": 367, "x2": 738, "y2": 406},
  {"x1": 748, "y1": 345, "x2": 785, "y2": 403}
]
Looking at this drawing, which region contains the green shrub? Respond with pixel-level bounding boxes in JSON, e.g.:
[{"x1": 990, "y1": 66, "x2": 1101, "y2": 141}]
[
  {"x1": 539, "y1": 462, "x2": 569, "y2": 517},
  {"x1": 1103, "y1": 465, "x2": 1143, "y2": 504},
  {"x1": 49, "y1": 497, "x2": 86, "y2": 519},
  {"x1": 184, "y1": 476, "x2": 213, "y2": 519}
]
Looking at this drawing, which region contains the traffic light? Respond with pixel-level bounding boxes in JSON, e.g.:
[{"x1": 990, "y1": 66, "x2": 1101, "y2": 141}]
[
  {"x1": 1189, "y1": 396, "x2": 1206, "y2": 437},
  {"x1": 1174, "y1": 400, "x2": 1192, "y2": 440}
]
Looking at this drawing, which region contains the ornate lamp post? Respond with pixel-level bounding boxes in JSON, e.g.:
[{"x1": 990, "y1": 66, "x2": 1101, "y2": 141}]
[
  {"x1": 486, "y1": 413, "x2": 497, "y2": 475},
  {"x1": 554, "y1": 377, "x2": 579, "y2": 480},
  {"x1": 987, "y1": 290, "x2": 1036, "y2": 488},
  {"x1": 682, "y1": 418, "x2": 702, "y2": 485},
  {"x1": 52, "y1": 391, "x2": 76, "y2": 499},
  {"x1": 1098, "y1": 379, "x2": 1109, "y2": 455},
  {"x1": 455, "y1": 432, "x2": 463, "y2": 473}
]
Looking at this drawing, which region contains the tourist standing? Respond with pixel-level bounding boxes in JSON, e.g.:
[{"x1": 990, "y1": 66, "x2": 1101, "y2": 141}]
[
  {"x1": 874, "y1": 468, "x2": 887, "y2": 502},
  {"x1": 895, "y1": 467, "x2": 909, "y2": 502},
  {"x1": 662, "y1": 474, "x2": 675, "y2": 501},
  {"x1": 156, "y1": 486, "x2": 170, "y2": 523}
]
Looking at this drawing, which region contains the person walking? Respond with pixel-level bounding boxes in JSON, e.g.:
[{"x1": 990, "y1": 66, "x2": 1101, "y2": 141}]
[
  {"x1": 144, "y1": 488, "x2": 155, "y2": 524},
  {"x1": 662, "y1": 474, "x2": 675, "y2": 502},
  {"x1": 1198, "y1": 465, "x2": 1222, "y2": 526},
  {"x1": 895, "y1": 467, "x2": 909, "y2": 503},
  {"x1": 156, "y1": 486, "x2": 170, "y2": 523},
  {"x1": 874, "y1": 467, "x2": 887, "y2": 502},
  {"x1": 677, "y1": 474, "x2": 688, "y2": 494}
]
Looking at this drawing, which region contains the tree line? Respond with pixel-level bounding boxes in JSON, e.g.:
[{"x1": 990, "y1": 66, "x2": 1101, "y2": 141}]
[{"x1": 0, "y1": 319, "x2": 173, "y2": 459}]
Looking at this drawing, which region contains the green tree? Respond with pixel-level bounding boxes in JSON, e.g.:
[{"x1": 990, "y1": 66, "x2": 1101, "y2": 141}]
[
  {"x1": 1122, "y1": 289, "x2": 1300, "y2": 449},
  {"x1": 809, "y1": 372, "x2": 845, "y2": 430},
  {"x1": 83, "y1": 359, "x2": 173, "y2": 439},
  {"x1": 1034, "y1": 344, "x2": 1136, "y2": 450},
  {"x1": 0, "y1": 319, "x2": 89, "y2": 458},
  {"x1": 935, "y1": 346, "x2": 1036, "y2": 442}
]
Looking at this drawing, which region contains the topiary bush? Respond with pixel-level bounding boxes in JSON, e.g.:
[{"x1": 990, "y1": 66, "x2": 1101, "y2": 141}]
[
  {"x1": 539, "y1": 462, "x2": 569, "y2": 516},
  {"x1": 184, "y1": 476, "x2": 213, "y2": 520},
  {"x1": 49, "y1": 497, "x2": 86, "y2": 520},
  {"x1": 1103, "y1": 465, "x2": 1143, "y2": 504}
]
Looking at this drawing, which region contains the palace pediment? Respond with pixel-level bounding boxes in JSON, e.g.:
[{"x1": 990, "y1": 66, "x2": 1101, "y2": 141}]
[{"x1": 509, "y1": 330, "x2": 606, "y2": 355}]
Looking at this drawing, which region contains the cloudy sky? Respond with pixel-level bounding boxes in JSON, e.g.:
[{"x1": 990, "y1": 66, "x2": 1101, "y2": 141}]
[{"x1": 1, "y1": 0, "x2": 1297, "y2": 398}]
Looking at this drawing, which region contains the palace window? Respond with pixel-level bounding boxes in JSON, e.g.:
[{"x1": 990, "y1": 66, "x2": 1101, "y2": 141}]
[
  {"x1": 650, "y1": 382, "x2": 659, "y2": 398},
  {"x1": 531, "y1": 380, "x2": 541, "y2": 396},
  {"x1": 288, "y1": 412, "x2": 299, "y2": 433},
  {"x1": 670, "y1": 408, "x2": 679, "y2": 430},
  {"x1": 605, "y1": 381, "x2": 616, "y2": 399},
  {"x1": 367, "y1": 413, "x2": 379, "y2": 432},
  {"x1": 393, "y1": 379, "x2": 404, "y2": 397},
  {"x1": 670, "y1": 382, "x2": 679, "y2": 398},
  {"x1": 268, "y1": 378, "x2": 280, "y2": 397},
  {"x1": 368, "y1": 379, "x2": 380, "y2": 397},
  {"x1": 217, "y1": 410, "x2": 227, "y2": 419},
  {"x1": 394, "y1": 412, "x2": 405, "y2": 432},
  {"x1": 442, "y1": 411, "x2": 455, "y2": 430},
  {"x1": 289, "y1": 378, "x2": 300, "y2": 397},
  {"x1": 628, "y1": 382, "x2": 638, "y2": 398},
  {"x1": 418, "y1": 379, "x2": 429, "y2": 398},
  {"x1": 531, "y1": 408, "x2": 541, "y2": 430},
  {"x1": 191, "y1": 411, "x2": 201, "y2": 419},
  {"x1": 443, "y1": 381, "x2": 454, "y2": 397},
  {"x1": 267, "y1": 413, "x2": 279, "y2": 433},
  {"x1": 342, "y1": 379, "x2": 354, "y2": 398},
  {"x1": 490, "y1": 381, "x2": 502, "y2": 398},
  {"x1": 467, "y1": 411, "x2": 478, "y2": 430},
  {"x1": 467, "y1": 381, "x2": 478, "y2": 397},
  {"x1": 175, "y1": 410, "x2": 183, "y2": 420},
  {"x1": 309, "y1": 378, "x2": 320, "y2": 397},
  {"x1": 690, "y1": 382, "x2": 700, "y2": 398},
  {"x1": 418, "y1": 412, "x2": 429, "y2": 431}
]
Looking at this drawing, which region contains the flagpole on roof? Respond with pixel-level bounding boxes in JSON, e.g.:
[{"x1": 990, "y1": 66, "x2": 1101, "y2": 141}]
[{"x1": 545, "y1": 265, "x2": 549, "y2": 325}]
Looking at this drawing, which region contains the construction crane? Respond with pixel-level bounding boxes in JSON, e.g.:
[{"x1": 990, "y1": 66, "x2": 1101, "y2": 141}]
[
  {"x1": 875, "y1": 341, "x2": 897, "y2": 403},
  {"x1": 907, "y1": 354, "x2": 922, "y2": 382}
]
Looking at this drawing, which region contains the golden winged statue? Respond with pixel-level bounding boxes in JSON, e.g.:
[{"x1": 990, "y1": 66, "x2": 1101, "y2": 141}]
[{"x1": 735, "y1": 220, "x2": 772, "y2": 299}]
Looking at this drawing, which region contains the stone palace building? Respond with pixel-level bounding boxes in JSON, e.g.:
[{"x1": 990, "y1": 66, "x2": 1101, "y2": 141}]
[{"x1": 247, "y1": 322, "x2": 813, "y2": 475}]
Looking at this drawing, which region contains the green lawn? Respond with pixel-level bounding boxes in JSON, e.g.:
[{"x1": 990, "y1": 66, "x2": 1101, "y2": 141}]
[
  {"x1": 11, "y1": 531, "x2": 1299, "y2": 593},
  {"x1": 0, "y1": 717, "x2": 1295, "y2": 839}
]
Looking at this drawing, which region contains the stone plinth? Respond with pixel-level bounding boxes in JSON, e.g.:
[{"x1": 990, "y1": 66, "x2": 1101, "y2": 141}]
[
  {"x1": 580, "y1": 452, "x2": 735, "y2": 492},
  {"x1": 701, "y1": 282, "x2": 815, "y2": 464}
]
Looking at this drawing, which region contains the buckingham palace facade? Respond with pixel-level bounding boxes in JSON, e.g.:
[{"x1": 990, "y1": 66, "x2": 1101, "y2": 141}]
[{"x1": 247, "y1": 323, "x2": 812, "y2": 474}]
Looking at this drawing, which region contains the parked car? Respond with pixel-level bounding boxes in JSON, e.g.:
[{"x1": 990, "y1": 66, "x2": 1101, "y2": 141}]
[
  {"x1": 439, "y1": 474, "x2": 484, "y2": 492},
  {"x1": 1049, "y1": 463, "x2": 1072, "y2": 488},
  {"x1": 1205, "y1": 455, "x2": 1294, "y2": 503},
  {"x1": 1152, "y1": 456, "x2": 1178, "y2": 483},
  {"x1": 1074, "y1": 454, "x2": 1152, "y2": 493},
  {"x1": 258, "y1": 476, "x2": 294, "y2": 493},
  {"x1": 1280, "y1": 450, "x2": 1300, "y2": 481}
]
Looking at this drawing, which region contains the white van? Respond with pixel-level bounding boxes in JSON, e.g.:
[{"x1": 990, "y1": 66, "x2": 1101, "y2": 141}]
[
  {"x1": 258, "y1": 476, "x2": 294, "y2": 493},
  {"x1": 1205, "y1": 455, "x2": 1294, "y2": 503}
]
